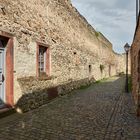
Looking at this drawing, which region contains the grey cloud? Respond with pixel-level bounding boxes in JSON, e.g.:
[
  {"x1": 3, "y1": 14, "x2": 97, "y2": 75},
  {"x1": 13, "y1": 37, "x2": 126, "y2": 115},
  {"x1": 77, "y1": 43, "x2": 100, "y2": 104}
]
[
  {"x1": 114, "y1": 0, "x2": 135, "y2": 10},
  {"x1": 71, "y1": 0, "x2": 136, "y2": 53}
]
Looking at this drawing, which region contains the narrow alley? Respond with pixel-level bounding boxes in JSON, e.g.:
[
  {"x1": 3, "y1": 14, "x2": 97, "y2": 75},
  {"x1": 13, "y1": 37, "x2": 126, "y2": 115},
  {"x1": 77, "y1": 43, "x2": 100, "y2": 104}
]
[{"x1": 0, "y1": 76, "x2": 139, "y2": 140}]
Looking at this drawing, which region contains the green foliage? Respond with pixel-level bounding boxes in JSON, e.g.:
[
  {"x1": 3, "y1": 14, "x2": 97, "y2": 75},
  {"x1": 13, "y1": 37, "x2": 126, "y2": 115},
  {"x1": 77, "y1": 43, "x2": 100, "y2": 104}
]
[
  {"x1": 95, "y1": 31, "x2": 99, "y2": 38},
  {"x1": 95, "y1": 78, "x2": 107, "y2": 84},
  {"x1": 95, "y1": 80, "x2": 101, "y2": 84},
  {"x1": 100, "y1": 64, "x2": 105, "y2": 73},
  {"x1": 79, "y1": 77, "x2": 109, "y2": 89}
]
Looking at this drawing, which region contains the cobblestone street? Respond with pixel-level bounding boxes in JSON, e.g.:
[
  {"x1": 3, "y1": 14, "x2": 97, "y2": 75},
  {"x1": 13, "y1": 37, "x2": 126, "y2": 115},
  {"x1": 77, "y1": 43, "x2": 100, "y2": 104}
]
[{"x1": 0, "y1": 77, "x2": 140, "y2": 140}]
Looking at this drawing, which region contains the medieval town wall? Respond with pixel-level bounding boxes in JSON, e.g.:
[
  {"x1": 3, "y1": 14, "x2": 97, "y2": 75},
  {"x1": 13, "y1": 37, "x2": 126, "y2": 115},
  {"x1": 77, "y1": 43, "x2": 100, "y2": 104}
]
[{"x1": 0, "y1": 0, "x2": 126, "y2": 112}]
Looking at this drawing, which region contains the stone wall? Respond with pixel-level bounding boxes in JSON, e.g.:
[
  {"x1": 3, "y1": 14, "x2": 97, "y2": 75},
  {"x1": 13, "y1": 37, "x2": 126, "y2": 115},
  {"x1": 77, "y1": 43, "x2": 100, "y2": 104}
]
[
  {"x1": 16, "y1": 76, "x2": 95, "y2": 112},
  {"x1": 131, "y1": 15, "x2": 140, "y2": 116},
  {"x1": 0, "y1": 0, "x2": 126, "y2": 112}
]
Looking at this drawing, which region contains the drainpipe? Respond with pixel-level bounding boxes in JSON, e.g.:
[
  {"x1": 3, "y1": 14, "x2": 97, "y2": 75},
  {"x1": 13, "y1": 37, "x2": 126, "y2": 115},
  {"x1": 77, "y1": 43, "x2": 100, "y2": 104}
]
[
  {"x1": 136, "y1": 0, "x2": 138, "y2": 22},
  {"x1": 136, "y1": 0, "x2": 140, "y2": 23}
]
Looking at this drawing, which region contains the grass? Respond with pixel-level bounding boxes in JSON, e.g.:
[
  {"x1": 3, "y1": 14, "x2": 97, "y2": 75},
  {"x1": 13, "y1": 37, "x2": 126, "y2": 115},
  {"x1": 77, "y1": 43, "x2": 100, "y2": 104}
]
[
  {"x1": 95, "y1": 31, "x2": 99, "y2": 38},
  {"x1": 95, "y1": 78, "x2": 108, "y2": 84},
  {"x1": 78, "y1": 77, "x2": 109, "y2": 90},
  {"x1": 79, "y1": 84, "x2": 91, "y2": 90}
]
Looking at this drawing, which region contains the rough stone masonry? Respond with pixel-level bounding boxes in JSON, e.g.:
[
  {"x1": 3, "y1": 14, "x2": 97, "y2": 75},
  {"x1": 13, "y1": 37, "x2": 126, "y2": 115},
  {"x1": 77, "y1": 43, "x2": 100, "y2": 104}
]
[
  {"x1": 0, "y1": 0, "x2": 126, "y2": 112},
  {"x1": 131, "y1": 12, "x2": 140, "y2": 116}
]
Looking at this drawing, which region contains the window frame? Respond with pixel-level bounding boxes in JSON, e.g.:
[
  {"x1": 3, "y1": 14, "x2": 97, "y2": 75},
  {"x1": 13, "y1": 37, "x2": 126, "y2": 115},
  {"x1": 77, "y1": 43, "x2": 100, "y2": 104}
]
[{"x1": 36, "y1": 42, "x2": 50, "y2": 78}]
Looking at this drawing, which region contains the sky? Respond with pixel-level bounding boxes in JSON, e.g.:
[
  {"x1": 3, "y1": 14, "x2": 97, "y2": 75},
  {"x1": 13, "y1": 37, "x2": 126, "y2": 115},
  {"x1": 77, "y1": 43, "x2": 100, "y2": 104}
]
[{"x1": 71, "y1": 0, "x2": 136, "y2": 54}]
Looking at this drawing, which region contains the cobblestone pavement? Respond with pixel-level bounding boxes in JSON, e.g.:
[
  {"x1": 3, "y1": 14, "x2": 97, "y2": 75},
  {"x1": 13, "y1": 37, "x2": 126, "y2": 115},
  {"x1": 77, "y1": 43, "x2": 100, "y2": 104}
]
[{"x1": 0, "y1": 77, "x2": 140, "y2": 140}]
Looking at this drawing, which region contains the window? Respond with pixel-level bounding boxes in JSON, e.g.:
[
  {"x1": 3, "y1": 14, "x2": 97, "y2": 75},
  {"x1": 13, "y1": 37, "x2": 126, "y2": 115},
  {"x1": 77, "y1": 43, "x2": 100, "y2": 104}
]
[
  {"x1": 39, "y1": 46, "x2": 47, "y2": 73},
  {"x1": 37, "y1": 44, "x2": 50, "y2": 78},
  {"x1": 89, "y1": 65, "x2": 92, "y2": 73}
]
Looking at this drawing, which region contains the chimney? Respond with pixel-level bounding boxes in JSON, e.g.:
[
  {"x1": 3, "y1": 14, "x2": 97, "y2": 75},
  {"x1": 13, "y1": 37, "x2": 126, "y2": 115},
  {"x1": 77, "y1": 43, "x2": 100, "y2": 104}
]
[{"x1": 136, "y1": 0, "x2": 140, "y2": 22}]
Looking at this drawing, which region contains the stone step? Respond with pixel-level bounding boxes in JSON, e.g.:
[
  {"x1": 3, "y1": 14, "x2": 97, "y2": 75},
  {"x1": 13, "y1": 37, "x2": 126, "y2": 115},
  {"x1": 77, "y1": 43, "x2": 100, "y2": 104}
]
[{"x1": 0, "y1": 107, "x2": 16, "y2": 119}]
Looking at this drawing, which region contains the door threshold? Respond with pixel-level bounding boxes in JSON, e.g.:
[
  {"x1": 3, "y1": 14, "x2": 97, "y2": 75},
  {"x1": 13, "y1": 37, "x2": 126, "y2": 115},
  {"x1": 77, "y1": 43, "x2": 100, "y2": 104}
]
[{"x1": 0, "y1": 106, "x2": 16, "y2": 119}]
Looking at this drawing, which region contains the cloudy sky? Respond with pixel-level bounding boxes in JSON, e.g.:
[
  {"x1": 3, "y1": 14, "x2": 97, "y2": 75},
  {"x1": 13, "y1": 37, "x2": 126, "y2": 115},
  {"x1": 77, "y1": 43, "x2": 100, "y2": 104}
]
[{"x1": 71, "y1": 0, "x2": 136, "y2": 53}]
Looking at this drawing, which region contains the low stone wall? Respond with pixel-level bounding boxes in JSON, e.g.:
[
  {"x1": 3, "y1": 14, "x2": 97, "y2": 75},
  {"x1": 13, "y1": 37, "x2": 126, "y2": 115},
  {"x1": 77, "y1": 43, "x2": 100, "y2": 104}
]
[
  {"x1": 58, "y1": 77, "x2": 95, "y2": 96},
  {"x1": 15, "y1": 77, "x2": 95, "y2": 112}
]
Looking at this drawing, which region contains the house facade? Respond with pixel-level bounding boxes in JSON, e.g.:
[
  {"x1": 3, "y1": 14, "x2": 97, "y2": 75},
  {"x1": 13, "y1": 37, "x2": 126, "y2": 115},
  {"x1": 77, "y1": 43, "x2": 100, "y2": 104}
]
[
  {"x1": 131, "y1": 14, "x2": 140, "y2": 116},
  {"x1": 0, "y1": 0, "x2": 126, "y2": 112}
]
